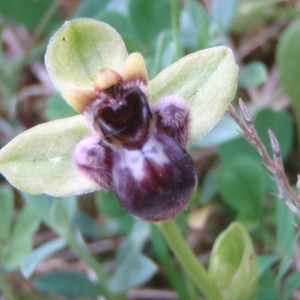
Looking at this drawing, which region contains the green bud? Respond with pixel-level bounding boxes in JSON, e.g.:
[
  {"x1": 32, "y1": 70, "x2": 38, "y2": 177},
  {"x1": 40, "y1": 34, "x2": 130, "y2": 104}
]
[{"x1": 208, "y1": 222, "x2": 258, "y2": 300}]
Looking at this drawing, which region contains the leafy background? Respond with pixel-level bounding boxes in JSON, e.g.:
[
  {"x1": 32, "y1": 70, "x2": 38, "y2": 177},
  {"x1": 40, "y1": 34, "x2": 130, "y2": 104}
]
[{"x1": 0, "y1": 0, "x2": 300, "y2": 299}]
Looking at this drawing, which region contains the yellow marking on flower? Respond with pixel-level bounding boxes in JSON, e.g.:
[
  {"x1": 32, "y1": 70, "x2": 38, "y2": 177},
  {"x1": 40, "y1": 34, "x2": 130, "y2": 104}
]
[
  {"x1": 93, "y1": 68, "x2": 122, "y2": 92},
  {"x1": 121, "y1": 52, "x2": 148, "y2": 84}
]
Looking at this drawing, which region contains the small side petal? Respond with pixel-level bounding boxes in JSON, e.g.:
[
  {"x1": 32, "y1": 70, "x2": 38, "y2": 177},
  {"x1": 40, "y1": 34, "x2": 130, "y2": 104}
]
[
  {"x1": 149, "y1": 46, "x2": 238, "y2": 141},
  {"x1": 0, "y1": 116, "x2": 99, "y2": 196},
  {"x1": 45, "y1": 18, "x2": 128, "y2": 111}
]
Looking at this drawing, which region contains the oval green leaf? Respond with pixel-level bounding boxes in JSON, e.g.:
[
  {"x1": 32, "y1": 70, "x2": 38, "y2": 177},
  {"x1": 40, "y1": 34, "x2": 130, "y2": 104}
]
[
  {"x1": 277, "y1": 18, "x2": 300, "y2": 142},
  {"x1": 21, "y1": 238, "x2": 66, "y2": 278},
  {"x1": 45, "y1": 18, "x2": 128, "y2": 109},
  {"x1": 208, "y1": 222, "x2": 257, "y2": 300},
  {"x1": 34, "y1": 271, "x2": 103, "y2": 297},
  {"x1": 0, "y1": 116, "x2": 99, "y2": 196},
  {"x1": 0, "y1": 186, "x2": 14, "y2": 240},
  {"x1": 217, "y1": 156, "x2": 267, "y2": 221},
  {"x1": 149, "y1": 46, "x2": 238, "y2": 141}
]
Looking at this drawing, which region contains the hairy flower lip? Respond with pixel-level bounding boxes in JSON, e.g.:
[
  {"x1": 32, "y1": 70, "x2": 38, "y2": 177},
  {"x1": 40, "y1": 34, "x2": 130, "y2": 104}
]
[{"x1": 75, "y1": 83, "x2": 197, "y2": 221}]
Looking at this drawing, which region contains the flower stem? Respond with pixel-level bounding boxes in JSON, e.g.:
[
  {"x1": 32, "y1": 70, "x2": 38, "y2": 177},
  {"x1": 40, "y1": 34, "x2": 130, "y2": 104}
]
[
  {"x1": 0, "y1": 271, "x2": 15, "y2": 300},
  {"x1": 158, "y1": 220, "x2": 222, "y2": 300},
  {"x1": 151, "y1": 225, "x2": 193, "y2": 299}
]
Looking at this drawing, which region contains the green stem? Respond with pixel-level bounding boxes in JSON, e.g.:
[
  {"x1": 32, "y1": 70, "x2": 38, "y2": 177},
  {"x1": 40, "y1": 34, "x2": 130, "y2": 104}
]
[
  {"x1": 67, "y1": 231, "x2": 121, "y2": 300},
  {"x1": 151, "y1": 225, "x2": 192, "y2": 299},
  {"x1": 158, "y1": 220, "x2": 222, "y2": 300},
  {"x1": 0, "y1": 271, "x2": 15, "y2": 300}
]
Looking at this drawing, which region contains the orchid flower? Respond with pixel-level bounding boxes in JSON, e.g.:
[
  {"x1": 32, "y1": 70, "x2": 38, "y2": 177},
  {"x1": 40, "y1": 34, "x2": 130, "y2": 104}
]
[{"x1": 0, "y1": 19, "x2": 238, "y2": 222}]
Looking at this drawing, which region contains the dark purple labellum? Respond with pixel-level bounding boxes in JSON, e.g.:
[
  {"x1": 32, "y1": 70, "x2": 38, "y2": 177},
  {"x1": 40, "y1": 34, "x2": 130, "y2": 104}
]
[
  {"x1": 75, "y1": 81, "x2": 196, "y2": 222},
  {"x1": 112, "y1": 131, "x2": 196, "y2": 221}
]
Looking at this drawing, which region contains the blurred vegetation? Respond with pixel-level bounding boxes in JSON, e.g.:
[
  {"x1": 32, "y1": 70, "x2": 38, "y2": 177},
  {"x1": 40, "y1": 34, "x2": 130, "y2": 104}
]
[{"x1": 1, "y1": 0, "x2": 300, "y2": 299}]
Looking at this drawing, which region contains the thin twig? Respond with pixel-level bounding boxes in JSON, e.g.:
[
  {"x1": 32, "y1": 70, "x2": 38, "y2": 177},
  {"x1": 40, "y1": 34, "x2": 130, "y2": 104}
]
[
  {"x1": 236, "y1": 20, "x2": 286, "y2": 61},
  {"x1": 8, "y1": 84, "x2": 54, "y2": 119},
  {"x1": 227, "y1": 99, "x2": 300, "y2": 216}
]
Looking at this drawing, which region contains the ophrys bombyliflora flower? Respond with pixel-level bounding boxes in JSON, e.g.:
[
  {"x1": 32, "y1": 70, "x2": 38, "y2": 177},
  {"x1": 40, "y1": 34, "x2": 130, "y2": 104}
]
[{"x1": 0, "y1": 19, "x2": 238, "y2": 222}]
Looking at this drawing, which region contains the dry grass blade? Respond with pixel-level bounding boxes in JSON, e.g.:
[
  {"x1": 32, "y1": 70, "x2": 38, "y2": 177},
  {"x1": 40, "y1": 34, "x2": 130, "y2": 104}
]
[{"x1": 227, "y1": 99, "x2": 300, "y2": 216}]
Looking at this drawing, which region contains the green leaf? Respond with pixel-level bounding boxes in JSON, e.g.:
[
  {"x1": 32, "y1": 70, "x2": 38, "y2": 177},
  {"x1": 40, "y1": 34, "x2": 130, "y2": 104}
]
[
  {"x1": 96, "y1": 191, "x2": 125, "y2": 217},
  {"x1": 96, "y1": 191, "x2": 134, "y2": 235},
  {"x1": 211, "y1": 0, "x2": 237, "y2": 33},
  {"x1": 217, "y1": 156, "x2": 267, "y2": 222},
  {"x1": 0, "y1": 185, "x2": 14, "y2": 241},
  {"x1": 232, "y1": 0, "x2": 283, "y2": 33},
  {"x1": 257, "y1": 255, "x2": 278, "y2": 277},
  {"x1": 21, "y1": 238, "x2": 66, "y2": 278},
  {"x1": 51, "y1": 197, "x2": 76, "y2": 235},
  {"x1": 109, "y1": 221, "x2": 157, "y2": 292},
  {"x1": 200, "y1": 169, "x2": 219, "y2": 204},
  {"x1": 73, "y1": 0, "x2": 110, "y2": 18},
  {"x1": 283, "y1": 272, "x2": 300, "y2": 300},
  {"x1": 34, "y1": 271, "x2": 103, "y2": 297},
  {"x1": 275, "y1": 201, "x2": 297, "y2": 285},
  {"x1": 0, "y1": 0, "x2": 60, "y2": 32},
  {"x1": 109, "y1": 254, "x2": 157, "y2": 292},
  {"x1": 129, "y1": 0, "x2": 171, "y2": 45},
  {"x1": 0, "y1": 116, "x2": 98, "y2": 196},
  {"x1": 208, "y1": 222, "x2": 258, "y2": 300},
  {"x1": 276, "y1": 200, "x2": 295, "y2": 255},
  {"x1": 96, "y1": 11, "x2": 133, "y2": 42},
  {"x1": 148, "y1": 30, "x2": 176, "y2": 77},
  {"x1": 3, "y1": 205, "x2": 40, "y2": 270},
  {"x1": 25, "y1": 195, "x2": 77, "y2": 235},
  {"x1": 219, "y1": 137, "x2": 258, "y2": 163},
  {"x1": 45, "y1": 18, "x2": 128, "y2": 111},
  {"x1": 149, "y1": 46, "x2": 238, "y2": 141},
  {"x1": 194, "y1": 115, "x2": 241, "y2": 148},
  {"x1": 25, "y1": 194, "x2": 61, "y2": 228},
  {"x1": 3, "y1": 234, "x2": 32, "y2": 270},
  {"x1": 180, "y1": 0, "x2": 209, "y2": 51},
  {"x1": 254, "y1": 109, "x2": 292, "y2": 159},
  {"x1": 277, "y1": 17, "x2": 300, "y2": 141},
  {"x1": 45, "y1": 94, "x2": 75, "y2": 120},
  {"x1": 74, "y1": 212, "x2": 103, "y2": 239},
  {"x1": 219, "y1": 108, "x2": 293, "y2": 161},
  {"x1": 256, "y1": 269, "x2": 279, "y2": 300},
  {"x1": 49, "y1": 201, "x2": 70, "y2": 235},
  {"x1": 238, "y1": 61, "x2": 268, "y2": 88},
  {"x1": 11, "y1": 205, "x2": 40, "y2": 239}
]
